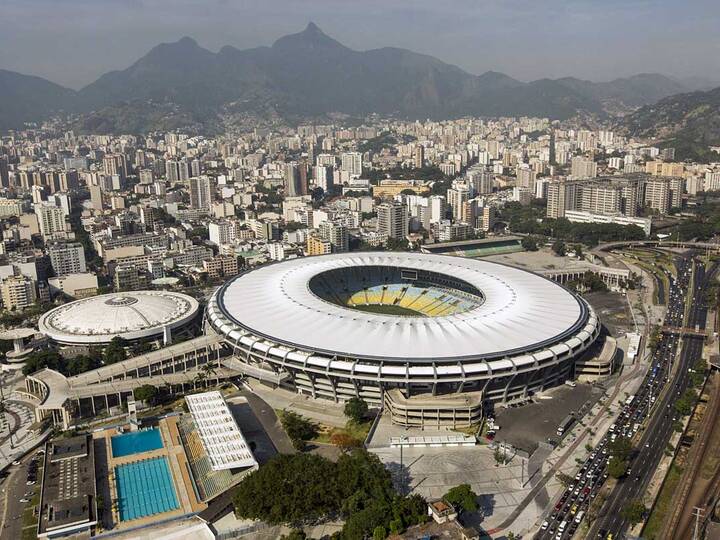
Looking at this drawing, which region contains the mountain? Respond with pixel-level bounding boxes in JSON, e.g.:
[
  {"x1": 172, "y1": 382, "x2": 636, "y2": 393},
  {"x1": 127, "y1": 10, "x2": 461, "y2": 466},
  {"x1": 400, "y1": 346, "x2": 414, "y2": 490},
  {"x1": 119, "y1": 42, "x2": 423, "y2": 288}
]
[
  {"x1": 555, "y1": 73, "x2": 690, "y2": 108},
  {"x1": 0, "y1": 69, "x2": 77, "y2": 131},
  {"x1": 0, "y1": 23, "x2": 714, "y2": 132},
  {"x1": 620, "y1": 86, "x2": 720, "y2": 162}
]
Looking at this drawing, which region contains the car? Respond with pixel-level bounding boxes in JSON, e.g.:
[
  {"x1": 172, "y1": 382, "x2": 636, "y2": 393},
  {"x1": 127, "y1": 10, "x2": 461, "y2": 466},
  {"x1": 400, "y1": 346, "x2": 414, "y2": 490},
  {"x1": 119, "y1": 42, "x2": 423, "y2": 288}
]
[
  {"x1": 570, "y1": 504, "x2": 578, "y2": 515},
  {"x1": 12, "y1": 460, "x2": 20, "y2": 466},
  {"x1": 19, "y1": 498, "x2": 29, "y2": 503},
  {"x1": 541, "y1": 521, "x2": 550, "y2": 530},
  {"x1": 26, "y1": 480, "x2": 36, "y2": 486}
]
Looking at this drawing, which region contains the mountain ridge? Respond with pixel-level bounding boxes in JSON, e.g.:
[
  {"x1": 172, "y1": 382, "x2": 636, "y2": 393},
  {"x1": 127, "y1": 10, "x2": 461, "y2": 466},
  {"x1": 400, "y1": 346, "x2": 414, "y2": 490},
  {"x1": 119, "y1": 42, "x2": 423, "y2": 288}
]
[{"x1": 0, "y1": 23, "x2": 714, "y2": 132}]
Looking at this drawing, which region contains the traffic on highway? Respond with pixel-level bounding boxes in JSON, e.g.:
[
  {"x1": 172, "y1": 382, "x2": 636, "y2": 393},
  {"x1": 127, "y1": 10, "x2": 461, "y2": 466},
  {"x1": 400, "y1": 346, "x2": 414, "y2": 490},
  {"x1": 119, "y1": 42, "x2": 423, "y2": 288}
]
[{"x1": 535, "y1": 254, "x2": 712, "y2": 540}]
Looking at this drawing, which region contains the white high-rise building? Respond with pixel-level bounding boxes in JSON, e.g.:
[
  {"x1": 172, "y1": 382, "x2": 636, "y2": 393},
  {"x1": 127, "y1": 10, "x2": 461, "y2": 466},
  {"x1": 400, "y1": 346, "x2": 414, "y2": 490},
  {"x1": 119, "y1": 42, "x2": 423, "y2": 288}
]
[
  {"x1": 35, "y1": 204, "x2": 67, "y2": 239},
  {"x1": 341, "y1": 152, "x2": 363, "y2": 177},
  {"x1": 190, "y1": 176, "x2": 212, "y2": 210},
  {"x1": 377, "y1": 202, "x2": 408, "y2": 240},
  {"x1": 49, "y1": 242, "x2": 86, "y2": 276}
]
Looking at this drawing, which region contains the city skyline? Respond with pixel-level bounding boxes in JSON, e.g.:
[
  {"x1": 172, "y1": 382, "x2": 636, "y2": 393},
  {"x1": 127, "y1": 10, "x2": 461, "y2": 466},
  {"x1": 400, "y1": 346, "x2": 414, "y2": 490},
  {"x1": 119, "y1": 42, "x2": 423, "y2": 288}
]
[{"x1": 2, "y1": 0, "x2": 720, "y2": 89}]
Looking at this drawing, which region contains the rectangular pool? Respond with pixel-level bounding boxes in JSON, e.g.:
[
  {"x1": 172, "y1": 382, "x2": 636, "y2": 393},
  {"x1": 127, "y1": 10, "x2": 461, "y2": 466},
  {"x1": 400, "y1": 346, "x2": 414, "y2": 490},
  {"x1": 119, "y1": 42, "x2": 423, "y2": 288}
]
[
  {"x1": 115, "y1": 456, "x2": 180, "y2": 521},
  {"x1": 111, "y1": 428, "x2": 163, "y2": 458}
]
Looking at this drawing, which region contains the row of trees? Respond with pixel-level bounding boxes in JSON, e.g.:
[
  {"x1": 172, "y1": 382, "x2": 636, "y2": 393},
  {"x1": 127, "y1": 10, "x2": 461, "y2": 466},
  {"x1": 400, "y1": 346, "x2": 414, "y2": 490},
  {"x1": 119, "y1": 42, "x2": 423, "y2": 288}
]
[
  {"x1": 500, "y1": 202, "x2": 646, "y2": 246},
  {"x1": 232, "y1": 450, "x2": 428, "y2": 539},
  {"x1": 21, "y1": 336, "x2": 132, "y2": 377}
]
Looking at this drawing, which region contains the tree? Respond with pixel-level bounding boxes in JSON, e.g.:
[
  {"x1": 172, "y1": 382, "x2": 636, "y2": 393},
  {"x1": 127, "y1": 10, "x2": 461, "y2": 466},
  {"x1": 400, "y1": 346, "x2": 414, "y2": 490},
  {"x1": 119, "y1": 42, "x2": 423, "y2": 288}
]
[
  {"x1": 330, "y1": 432, "x2": 361, "y2": 452},
  {"x1": 344, "y1": 397, "x2": 369, "y2": 423},
  {"x1": 552, "y1": 239, "x2": 566, "y2": 256},
  {"x1": 104, "y1": 336, "x2": 128, "y2": 365},
  {"x1": 443, "y1": 484, "x2": 478, "y2": 512},
  {"x1": 280, "y1": 530, "x2": 306, "y2": 540},
  {"x1": 608, "y1": 437, "x2": 633, "y2": 461},
  {"x1": 133, "y1": 384, "x2": 158, "y2": 405},
  {"x1": 620, "y1": 500, "x2": 647, "y2": 525},
  {"x1": 521, "y1": 236, "x2": 538, "y2": 251},
  {"x1": 574, "y1": 245, "x2": 584, "y2": 258},
  {"x1": 556, "y1": 472, "x2": 574, "y2": 487},
  {"x1": 280, "y1": 410, "x2": 318, "y2": 450},
  {"x1": 22, "y1": 350, "x2": 64, "y2": 376},
  {"x1": 373, "y1": 525, "x2": 387, "y2": 540},
  {"x1": 233, "y1": 454, "x2": 340, "y2": 525},
  {"x1": 608, "y1": 456, "x2": 628, "y2": 478}
]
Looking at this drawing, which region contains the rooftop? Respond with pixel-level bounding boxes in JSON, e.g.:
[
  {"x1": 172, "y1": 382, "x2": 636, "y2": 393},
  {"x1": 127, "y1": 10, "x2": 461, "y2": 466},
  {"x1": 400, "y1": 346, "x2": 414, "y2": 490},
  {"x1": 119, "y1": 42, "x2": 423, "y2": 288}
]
[
  {"x1": 184, "y1": 391, "x2": 258, "y2": 471},
  {"x1": 38, "y1": 290, "x2": 199, "y2": 344},
  {"x1": 38, "y1": 434, "x2": 97, "y2": 538}
]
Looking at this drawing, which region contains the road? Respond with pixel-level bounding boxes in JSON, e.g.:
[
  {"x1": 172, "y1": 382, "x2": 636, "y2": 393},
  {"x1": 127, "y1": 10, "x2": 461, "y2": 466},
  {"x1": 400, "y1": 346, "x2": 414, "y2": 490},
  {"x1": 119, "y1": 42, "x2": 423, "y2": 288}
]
[
  {"x1": 588, "y1": 257, "x2": 716, "y2": 539},
  {"x1": 533, "y1": 254, "x2": 708, "y2": 540}
]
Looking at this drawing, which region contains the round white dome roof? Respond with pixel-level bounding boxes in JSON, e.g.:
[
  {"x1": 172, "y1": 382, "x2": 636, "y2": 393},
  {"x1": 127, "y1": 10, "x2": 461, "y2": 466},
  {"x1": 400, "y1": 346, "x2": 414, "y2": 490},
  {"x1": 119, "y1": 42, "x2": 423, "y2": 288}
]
[{"x1": 38, "y1": 291, "x2": 200, "y2": 344}]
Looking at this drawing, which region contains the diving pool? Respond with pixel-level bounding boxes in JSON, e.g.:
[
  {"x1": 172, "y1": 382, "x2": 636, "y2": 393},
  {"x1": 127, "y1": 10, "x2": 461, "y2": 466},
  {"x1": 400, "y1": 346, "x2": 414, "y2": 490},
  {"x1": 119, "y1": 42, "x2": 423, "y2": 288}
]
[
  {"x1": 111, "y1": 428, "x2": 163, "y2": 458},
  {"x1": 115, "y1": 456, "x2": 179, "y2": 521}
]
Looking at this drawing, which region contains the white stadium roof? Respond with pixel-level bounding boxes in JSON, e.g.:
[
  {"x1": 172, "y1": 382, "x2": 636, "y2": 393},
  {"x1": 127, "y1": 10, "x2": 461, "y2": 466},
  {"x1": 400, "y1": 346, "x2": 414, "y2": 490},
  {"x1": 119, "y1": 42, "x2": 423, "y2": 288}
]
[
  {"x1": 38, "y1": 291, "x2": 200, "y2": 344},
  {"x1": 214, "y1": 252, "x2": 587, "y2": 361},
  {"x1": 184, "y1": 391, "x2": 258, "y2": 471}
]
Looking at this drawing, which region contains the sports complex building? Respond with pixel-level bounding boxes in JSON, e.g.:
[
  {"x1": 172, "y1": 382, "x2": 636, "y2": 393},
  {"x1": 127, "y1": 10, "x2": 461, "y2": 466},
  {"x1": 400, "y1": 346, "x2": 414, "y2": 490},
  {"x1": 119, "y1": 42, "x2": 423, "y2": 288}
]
[
  {"x1": 207, "y1": 252, "x2": 601, "y2": 422},
  {"x1": 38, "y1": 291, "x2": 200, "y2": 346}
]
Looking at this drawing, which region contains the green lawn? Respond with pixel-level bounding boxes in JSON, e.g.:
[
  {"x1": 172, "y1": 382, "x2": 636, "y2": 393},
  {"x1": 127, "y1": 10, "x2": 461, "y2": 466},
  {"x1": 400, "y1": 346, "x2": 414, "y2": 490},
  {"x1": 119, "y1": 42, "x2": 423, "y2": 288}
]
[
  {"x1": 350, "y1": 304, "x2": 424, "y2": 317},
  {"x1": 642, "y1": 463, "x2": 683, "y2": 539},
  {"x1": 313, "y1": 420, "x2": 373, "y2": 445}
]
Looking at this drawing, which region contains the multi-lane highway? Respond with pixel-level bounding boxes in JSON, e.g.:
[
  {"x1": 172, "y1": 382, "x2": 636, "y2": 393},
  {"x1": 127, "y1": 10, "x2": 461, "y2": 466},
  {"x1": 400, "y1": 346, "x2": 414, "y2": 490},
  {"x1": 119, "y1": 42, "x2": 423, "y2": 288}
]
[{"x1": 534, "y1": 254, "x2": 715, "y2": 540}]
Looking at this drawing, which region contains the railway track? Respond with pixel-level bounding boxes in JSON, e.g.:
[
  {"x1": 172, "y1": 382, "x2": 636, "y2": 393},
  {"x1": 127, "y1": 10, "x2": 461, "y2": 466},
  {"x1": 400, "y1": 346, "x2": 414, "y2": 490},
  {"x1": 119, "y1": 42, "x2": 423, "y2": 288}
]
[{"x1": 661, "y1": 371, "x2": 720, "y2": 538}]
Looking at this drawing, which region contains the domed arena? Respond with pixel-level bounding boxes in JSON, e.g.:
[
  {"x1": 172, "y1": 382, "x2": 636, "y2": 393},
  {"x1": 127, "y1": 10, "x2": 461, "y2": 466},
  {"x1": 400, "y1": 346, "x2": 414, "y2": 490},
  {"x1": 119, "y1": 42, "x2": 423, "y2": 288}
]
[
  {"x1": 207, "y1": 252, "x2": 600, "y2": 405},
  {"x1": 38, "y1": 291, "x2": 200, "y2": 345}
]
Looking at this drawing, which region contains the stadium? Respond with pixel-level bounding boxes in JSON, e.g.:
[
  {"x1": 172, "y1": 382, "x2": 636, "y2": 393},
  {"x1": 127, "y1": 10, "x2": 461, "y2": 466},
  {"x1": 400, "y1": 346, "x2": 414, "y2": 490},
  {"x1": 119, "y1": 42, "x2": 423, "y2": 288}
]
[
  {"x1": 206, "y1": 252, "x2": 600, "y2": 408},
  {"x1": 38, "y1": 290, "x2": 200, "y2": 346}
]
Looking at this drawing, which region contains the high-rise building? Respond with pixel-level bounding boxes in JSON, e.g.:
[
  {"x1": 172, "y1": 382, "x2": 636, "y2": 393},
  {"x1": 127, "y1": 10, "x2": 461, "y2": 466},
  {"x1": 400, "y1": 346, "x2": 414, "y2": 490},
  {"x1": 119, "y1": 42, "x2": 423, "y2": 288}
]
[
  {"x1": 478, "y1": 206, "x2": 496, "y2": 232},
  {"x1": 377, "y1": 202, "x2": 408, "y2": 240},
  {"x1": 103, "y1": 154, "x2": 127, "y2": 181},
  {"x1": 49, "y1": 243, "x2": 86, "y2": 276},
  {"x1": 284, "y1": 162, "x2": 301, "y2": 197},
  {"x1": 469, "y1": 169, "x2": 494, "y2": 195},
  {"x1": 0, "y1": 275, "x2": 37, "y2": 310},
  {"x1": 318, "y1": 221, "x2": 349, "y2": 253},
  {"x1": 570, "y1": 157, "x2": 597, "y2": 179},
  {"x1": 447, "y1": 187, "x2": 470, "y2": 220},
  {"x1": 428, "y1": 195, "x2": 447, "y2": 224},
  {"x1": 414, "y1": 145, "x2": 425, "y2": 168},
  {"x1": 547, "y1": 179, "x2": 581, "y2": 219},
  {"x1": 35, "y1": 205, "x2": 67, "y2": 239},
  {"x1": 165, "y1": 160, "x2": 180, "y2": 183},
  {"x1": 89, "y1": 184, "x2": 103, "y2": 210},
  {"x1": 189, "y1": 176, "x2": 212, "y2": 210},
  {"x1": 341, "y1": 152, "x2": 363, "y2": 177},
  {"x1": 306, "y1": 235, "x2": 332, "y2": 256}
]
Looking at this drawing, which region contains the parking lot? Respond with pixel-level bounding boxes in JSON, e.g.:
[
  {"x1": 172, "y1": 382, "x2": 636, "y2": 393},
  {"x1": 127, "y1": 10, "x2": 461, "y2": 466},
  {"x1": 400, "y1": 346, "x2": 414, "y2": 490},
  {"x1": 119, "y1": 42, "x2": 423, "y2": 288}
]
[
  {"x1": 494, "y1": 383, "x2": 605, "y2": 454},
  {"x1": 585, "y1": 291, "x2": 635, "y2": 337}
]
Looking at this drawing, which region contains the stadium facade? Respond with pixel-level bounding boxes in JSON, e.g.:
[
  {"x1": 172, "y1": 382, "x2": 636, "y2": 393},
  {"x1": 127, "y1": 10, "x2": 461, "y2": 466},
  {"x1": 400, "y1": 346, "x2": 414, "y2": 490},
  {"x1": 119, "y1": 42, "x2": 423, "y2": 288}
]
[{"x1": 207, "y1": 252, "x2": 600, "y2": 408}]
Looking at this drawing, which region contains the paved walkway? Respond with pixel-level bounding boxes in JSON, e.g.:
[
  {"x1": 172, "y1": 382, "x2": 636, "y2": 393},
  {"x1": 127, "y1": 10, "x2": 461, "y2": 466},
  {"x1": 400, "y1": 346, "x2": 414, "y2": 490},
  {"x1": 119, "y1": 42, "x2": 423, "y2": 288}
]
[{"x1": 244, "y1": 380, "x2": 348, "y2": 428}]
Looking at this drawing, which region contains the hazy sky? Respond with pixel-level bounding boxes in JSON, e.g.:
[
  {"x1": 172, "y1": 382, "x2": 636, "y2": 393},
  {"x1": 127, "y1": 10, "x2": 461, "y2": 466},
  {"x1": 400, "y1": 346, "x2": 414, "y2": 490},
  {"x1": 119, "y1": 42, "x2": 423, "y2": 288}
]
[{"x1": 2, "y1": 0, "x2": 720, "y2": 89}]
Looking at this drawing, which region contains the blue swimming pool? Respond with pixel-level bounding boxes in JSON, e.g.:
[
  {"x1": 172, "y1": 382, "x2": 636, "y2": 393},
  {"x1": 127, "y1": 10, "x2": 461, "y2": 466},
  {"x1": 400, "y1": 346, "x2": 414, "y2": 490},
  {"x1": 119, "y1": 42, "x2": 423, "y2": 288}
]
[
  {"x1": 111, "y1": 428, "x2": 163, "y2": 458},
  {"x1": 115, "y1": 456, "x2": 179, "y2": 521}
]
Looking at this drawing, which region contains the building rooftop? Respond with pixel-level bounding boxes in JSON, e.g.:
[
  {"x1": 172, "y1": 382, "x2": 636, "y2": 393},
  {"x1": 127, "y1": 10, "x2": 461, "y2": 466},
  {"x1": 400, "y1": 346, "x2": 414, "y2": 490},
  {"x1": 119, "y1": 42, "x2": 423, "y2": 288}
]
[
  {"x1": 38, "y1": 290, "x2": 199, "y2": 344},
  {"x1": 38, "y1": 434, "x2": 97, "y2": 538},
  {"x1": 184, "y1": 391, "x2": 258, "y2": 471}
]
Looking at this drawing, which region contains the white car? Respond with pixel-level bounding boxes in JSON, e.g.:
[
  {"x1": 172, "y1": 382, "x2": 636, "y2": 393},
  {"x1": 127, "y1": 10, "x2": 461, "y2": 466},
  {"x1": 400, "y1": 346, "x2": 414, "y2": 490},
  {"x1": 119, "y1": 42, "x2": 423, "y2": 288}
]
[{"x1": 541, "y1": 520, "x2": 550, "y2": 530}]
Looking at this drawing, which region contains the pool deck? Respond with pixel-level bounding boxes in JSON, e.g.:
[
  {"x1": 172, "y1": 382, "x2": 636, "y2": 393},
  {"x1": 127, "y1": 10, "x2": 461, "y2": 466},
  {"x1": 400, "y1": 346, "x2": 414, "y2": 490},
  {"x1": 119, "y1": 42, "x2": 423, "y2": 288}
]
[{"x1": 96, "y1": 417, "x2": 206, "y2": 532}]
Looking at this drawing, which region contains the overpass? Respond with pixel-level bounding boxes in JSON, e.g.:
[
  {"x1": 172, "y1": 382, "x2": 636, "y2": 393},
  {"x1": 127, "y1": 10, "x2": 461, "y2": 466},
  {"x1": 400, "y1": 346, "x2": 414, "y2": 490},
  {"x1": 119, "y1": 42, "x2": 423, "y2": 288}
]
[
  {"x1": 595, "y1": 239, "x2": 720, "y2": 253},
  {"x1": 25, "y1": 334, "x2": 231, "y2": 429}
]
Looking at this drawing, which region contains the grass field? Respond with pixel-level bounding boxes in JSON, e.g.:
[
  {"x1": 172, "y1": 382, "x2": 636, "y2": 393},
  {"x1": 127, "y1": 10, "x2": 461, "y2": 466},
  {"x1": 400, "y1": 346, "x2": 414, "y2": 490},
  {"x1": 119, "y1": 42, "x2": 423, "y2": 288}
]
[{"x1": 350, "y1": 304, "x2": 424, "y2": 317}]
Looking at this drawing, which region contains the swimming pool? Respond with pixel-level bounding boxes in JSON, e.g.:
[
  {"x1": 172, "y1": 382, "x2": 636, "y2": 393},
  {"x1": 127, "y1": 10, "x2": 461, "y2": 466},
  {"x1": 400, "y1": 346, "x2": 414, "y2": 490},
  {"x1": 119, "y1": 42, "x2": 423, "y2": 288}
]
[
  {"x1": 111, "y1": 428, "x2": 163, "y2": 458},
  {"x1": 115, "y1": 456, "x2": 179, "y2": 521}
]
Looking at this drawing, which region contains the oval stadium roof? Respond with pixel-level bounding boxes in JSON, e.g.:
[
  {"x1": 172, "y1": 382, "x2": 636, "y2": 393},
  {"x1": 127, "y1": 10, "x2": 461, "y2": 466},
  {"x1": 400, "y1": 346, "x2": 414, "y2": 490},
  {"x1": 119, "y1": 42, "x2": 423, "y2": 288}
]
[{"x1": 213, "y1": 252, "x2": 587, "y2": 362}]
